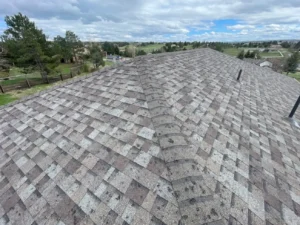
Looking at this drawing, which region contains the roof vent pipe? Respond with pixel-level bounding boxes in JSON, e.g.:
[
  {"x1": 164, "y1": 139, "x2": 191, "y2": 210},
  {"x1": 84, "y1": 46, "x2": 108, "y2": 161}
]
[{"x1": 289, "y1": 96, "x2": 300, "y2": 118}]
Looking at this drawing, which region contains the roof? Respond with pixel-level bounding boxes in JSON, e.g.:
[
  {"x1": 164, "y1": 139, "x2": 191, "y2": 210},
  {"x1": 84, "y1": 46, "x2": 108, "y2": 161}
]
[
  {"x1": 0, "y1": 48, "x2": 300, "y2": 225},
  {"x1": 243, "y1": 58, "x2": 268, "y2": 65}
]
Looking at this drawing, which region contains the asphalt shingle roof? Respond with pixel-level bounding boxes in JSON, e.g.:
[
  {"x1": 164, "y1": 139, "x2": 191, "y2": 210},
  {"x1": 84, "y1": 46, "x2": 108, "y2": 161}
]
[{"x1": 0, "y1": 48, "x2": 300, "y2": 225}]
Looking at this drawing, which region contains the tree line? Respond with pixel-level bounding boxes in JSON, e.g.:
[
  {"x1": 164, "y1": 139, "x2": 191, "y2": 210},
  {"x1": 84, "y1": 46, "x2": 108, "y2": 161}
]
[{"x1": 0, "y1": 13, "x2": 111, "y2": 81}]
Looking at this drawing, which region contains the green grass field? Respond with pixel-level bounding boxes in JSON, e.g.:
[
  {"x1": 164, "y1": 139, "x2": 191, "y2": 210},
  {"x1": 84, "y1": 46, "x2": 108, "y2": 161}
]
[
  {"x1": 1, "y1": 77, "x2": 42, "y2": 86},
  {"x1": 288, "y1": 72, "x2": 300, "y2": 82},
  {"x1": 223, "y1": 48, "x2": 241, "y2": 56},
  {"x1": 104, "y1": 61, "x2": 114, "y2": 66},
  {"x1": 137, "y1": 44, "x2": 165, "y2": 53},
  {"x1": 55, "y1": 63, "x2": 74, "y2": 74},
  {"x1": 0, "y1": 67, "x2": 41, "y2": 78},
  {"x1": 223, "y1": 48, "x2": 283, "y2": 58},
  {"x1": 0, "y1": 94, "x2": 18, "y2": 106},
  {"x1": 260, "y1": 51, "x2": 281, "y2": 57},
  {"x1": 1, "y1": 63, "x2": 80, "y2": 84}
]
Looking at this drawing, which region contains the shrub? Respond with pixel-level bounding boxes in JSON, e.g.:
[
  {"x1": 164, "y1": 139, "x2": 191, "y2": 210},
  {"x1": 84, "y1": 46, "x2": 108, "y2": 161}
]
[
  {"x1": 90, "y1": 67, "x2": 97, "y2": 73},
  {"x1": 237, "y1": 50, "x2": 244, "y2": 59},
  {"x1": 82, "y1": 63, "x2": 89, "y2": 73},
  {"x1": 136, "y1": 50, "x2": 147, "y2": 56}
]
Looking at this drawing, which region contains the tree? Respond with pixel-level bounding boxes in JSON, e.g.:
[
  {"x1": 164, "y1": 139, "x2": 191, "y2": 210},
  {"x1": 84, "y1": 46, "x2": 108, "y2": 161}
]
[
  {"x1": 294, "y1": 41, "x2": 300, "y2": 50},
  {"x1": 88, "y1": 44, "x2": 104, "y2": 68},
  {"x1": 1, "y1": 13, "x2": 54, "y2": 80},
  {"x1": 102, "y1": 42, "x2": 114, "y2": 54},
  {"x1": 136, "y1": 49, "x2": 147, "y2": 56},
  {"x1": 124, "y1": 45, "x2": 135, "y2": 57},
  {"x1": 114, "y1": 45, "x2": 120, "y2": 55},
  {"x1": 91, "y1": 52, "x2": 104, "y2": 68},
  {"x1": 244, "y1": 50, "x2": 251, "y2": 58},
  {"x1": 237, "y1": 50, "x2": 244, "y2": 59},
  {"x1": 65, "y1": 31, "x2": 83, "y2": 63},
  {"x1": 253, "y1": 50, "x2": 261, "y2": 59},
  {"x1": 284, "y1": 52, "x2": 299, "y2": 74},
  {"x1": 53, "y1": 31, "x2": 83, "y2": 63},
  {"x1": 214, "y1": 45, "x2": 223, "y2": 52},
  {"x1": 281, "y1": 42, "x2": 291, "y2": 48},
  {"x1": 53, "y1": 35, "x2": 71, "y2": 62}
]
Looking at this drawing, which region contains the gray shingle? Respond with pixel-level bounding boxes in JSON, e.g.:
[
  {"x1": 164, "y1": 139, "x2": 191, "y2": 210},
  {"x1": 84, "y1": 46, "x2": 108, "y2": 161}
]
[{"x1": 0, "y1": 49, "x2": 300, "y2": 224}]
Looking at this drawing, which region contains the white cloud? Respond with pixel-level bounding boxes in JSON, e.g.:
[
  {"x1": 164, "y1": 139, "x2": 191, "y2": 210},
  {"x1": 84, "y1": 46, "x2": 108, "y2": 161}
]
[
  {"x1": 239, "y1": 29, "x2": 248, "y2": 35},
  {"x1": 0, "y1": 0, "x2": 300, "y2": 41},
  {"x1": 227, "y1": 24, "x2": 255, "y2": 30}
]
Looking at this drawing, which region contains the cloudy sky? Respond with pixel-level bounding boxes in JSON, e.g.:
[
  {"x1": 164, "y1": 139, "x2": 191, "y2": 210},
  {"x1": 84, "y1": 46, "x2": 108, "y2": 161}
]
[{"x1": 0, "y1": 0, "x2": 300, "y2": 42}]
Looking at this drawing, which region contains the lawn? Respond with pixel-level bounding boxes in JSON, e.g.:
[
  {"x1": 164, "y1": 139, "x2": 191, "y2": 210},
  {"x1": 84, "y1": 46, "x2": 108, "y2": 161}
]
[
  {"x1": 0, "y1": 67, "x2": 40, "y2": 78},
  {"x1": 55, "y1": 63, "x2": 75, "y2": 74},
  {"x1": 223, "y1": 48, "x2": 283, "y2": 58},
  {"x1": 0, "y1": 71, "x2": 9, "y2": 78},
  {"x1": 0, "y1": 76, "x2": 83, "y2": 106},
  {"x1": 0, "y1": 82, "x2": 61, "y2": 106},
  {"x1": 1, "y1": 77, "x2": 43, "y2": 86},
  {"x1": 0, "y1": 94, "x2": 18, "y2": 106},
  {"x1": 288, "y1": 72, "x2": 300, "y2": 82},
  {"x1": 104, "y1": 61, "x2": 114, "y2": 66},
  {"x1": 136, "y1": 44, "x2": 165, "y2": 53},
  {"x1": 260, "y1": 51, "x2": 281, "y2": 57},
  {"x1": 223, "y1": 48, "x2": 241, "y2": 56},
  {"x1": 185, "y1": 44, "x2": 194, "y2": 50}
]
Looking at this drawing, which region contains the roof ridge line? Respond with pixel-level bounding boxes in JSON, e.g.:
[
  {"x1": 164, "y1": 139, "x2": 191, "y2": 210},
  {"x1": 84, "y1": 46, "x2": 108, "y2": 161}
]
[{"x1": 135, "y1": 56, "x2": 190, "y2": 224}]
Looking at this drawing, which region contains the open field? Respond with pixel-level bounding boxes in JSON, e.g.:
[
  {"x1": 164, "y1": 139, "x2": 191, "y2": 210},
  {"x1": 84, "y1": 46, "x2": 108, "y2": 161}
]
[
  {"x1": 223, "y1": 47, "x2": 284, "y2": 58},
  {"x1": 120, "y1": 43, "x2": 194, "y2": 54},
  {"x1": 137, "y1": 44, "x2": 165, "y2": 53},
  {"x1": 223, "y1": 48, "x2": 240, "y2": 56},
  {"x1": 260, "y1": 51, "x2": 282, "y2": 57}
]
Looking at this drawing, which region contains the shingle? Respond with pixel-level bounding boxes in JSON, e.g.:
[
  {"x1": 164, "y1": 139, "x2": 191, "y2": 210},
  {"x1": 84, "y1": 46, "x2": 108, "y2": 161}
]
[{"x1": 0, "y1": 49, "x2": 299, "y2": 224}]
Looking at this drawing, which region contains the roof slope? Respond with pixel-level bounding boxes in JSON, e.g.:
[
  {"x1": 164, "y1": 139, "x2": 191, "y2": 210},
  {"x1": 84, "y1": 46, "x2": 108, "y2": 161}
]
[{"x1": 0, "y1": 48, "x2": 300, "y2": 225}]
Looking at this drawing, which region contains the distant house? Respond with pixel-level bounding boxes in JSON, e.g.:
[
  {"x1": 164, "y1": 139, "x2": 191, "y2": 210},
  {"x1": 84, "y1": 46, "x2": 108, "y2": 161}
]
[
  {"x1": 259, "y1": 61, "x2": 273, "y2": 68},
  {"x1": 244, "y1": 59, "x2": 273, "y2": 68},
  {"x1": 270, "y1": 44, "x2": 281, "y2": 49},
  {"x1": 107, "y1": 54, "x2": 115, "y2": 60},
  {"x1": 106, "y1": 54, "x2": 122, "y2": 61}
]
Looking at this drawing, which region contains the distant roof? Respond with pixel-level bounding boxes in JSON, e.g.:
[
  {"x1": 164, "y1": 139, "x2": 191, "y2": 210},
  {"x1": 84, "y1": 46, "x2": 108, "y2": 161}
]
[
  {"x1": 0, "y1": 49, "x2": 300, "y2": 225},
  {"x1": 243, "y1": 58, "x2": 267, "y2": 65}
]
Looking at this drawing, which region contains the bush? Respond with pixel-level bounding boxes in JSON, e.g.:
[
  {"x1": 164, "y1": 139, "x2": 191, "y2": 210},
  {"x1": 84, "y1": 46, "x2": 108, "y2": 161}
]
[
  {"x1": 244, "y1": 50, "x2": 251, "y2": 58},
  {"x1": 90, "y1": 67, "x2": 97, "y2": 73},
  {"x1": 215, "y1": 45, "x2": 224, "y2": 52},
  {"x1": 237, "y1": 50, "x2": 244, "y2": 59},
  {"x1": 136, "y1": 50, "x2": 147, "y2": 56},
  {"x1": 82, "y1": 63, "x2": 89, "y2": 73}
]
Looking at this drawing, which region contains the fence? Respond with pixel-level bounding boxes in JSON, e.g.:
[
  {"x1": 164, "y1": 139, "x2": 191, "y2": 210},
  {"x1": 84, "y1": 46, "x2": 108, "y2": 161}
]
[{"x1": 0, "y1": 66, "x2": 82, "y2": 93}]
